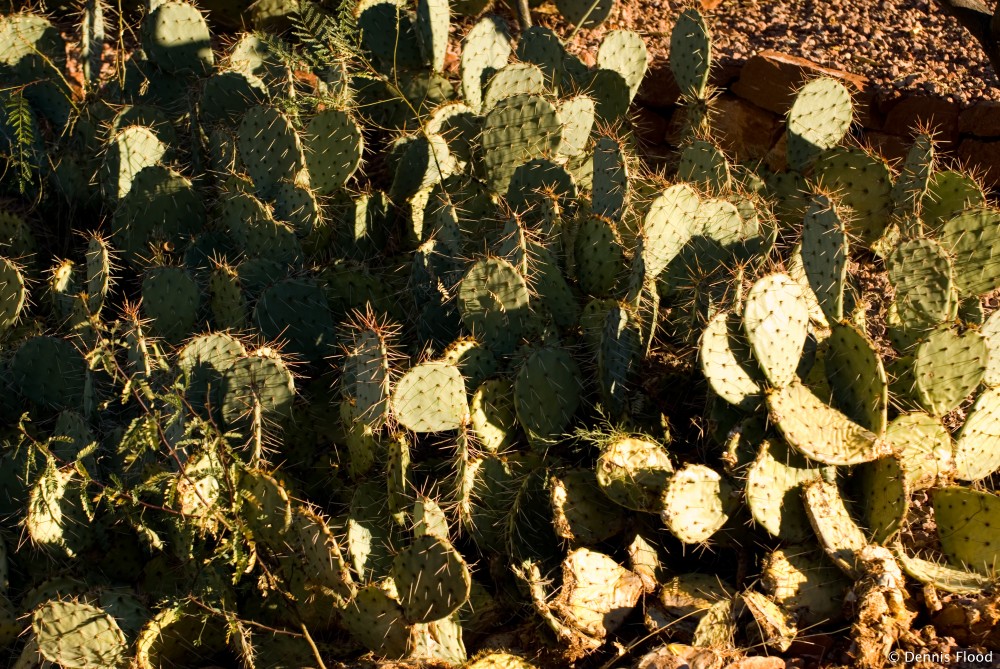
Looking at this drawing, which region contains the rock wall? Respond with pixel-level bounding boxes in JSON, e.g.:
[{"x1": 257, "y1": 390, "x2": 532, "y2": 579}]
[{"x1": 635, "y1": 49, "x2": 1000, "y2": 188}]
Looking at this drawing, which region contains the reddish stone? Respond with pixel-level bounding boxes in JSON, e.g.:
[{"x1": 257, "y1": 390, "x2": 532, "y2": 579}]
[
  {"x1": 700, "y1": 0, "x2": 725, "y2": 9},
  {"x1": 636, "y1": 61, "x2": 681, "y2": 110},
  {"x1": 959, "y1": 138, "x2": 1000, "y2": 188},
  {"x1": 882, "y1": 96, "x2": 960, "y2": 148},
  {"x1": 959, "y1": 100, "x2": 1000, "y2": 137},
  {"x1": 711, "y1": 94, "x2": 780, "y2": 162},
  {"x1": 731, "y1": 50, "x2": 871, "y2": 120},
  {"x1": 723, "y1": 658, "x2": 786, "y2": 669},
  {"x1": 863, "y1": 131, "x2": 911, "y2": 165},
  {"x1": 632, "y1": 105, "x2": 671, "y2": 148}
]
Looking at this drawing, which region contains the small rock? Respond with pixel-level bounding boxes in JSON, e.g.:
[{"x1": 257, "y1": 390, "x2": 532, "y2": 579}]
[{"x1": 723, "y1": 657, "x2": 786, "y2": 669}]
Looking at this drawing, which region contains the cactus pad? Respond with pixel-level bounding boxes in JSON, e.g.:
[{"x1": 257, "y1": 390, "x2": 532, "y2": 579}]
[
  {"x1": 768, "y1": 380, "x2": 886, "y2": 465},
  {"x1": 393, "y1": 361, "x2": 467, "y2": 433},
  {"x1": 33, "y1": 599, "x2": 127, "y2": 668},
  {"x1": 743, "y1": 273, "x2": 810, "y2": 389},
  {"x1": 393, "y1": 534, "x2": 472, "y2": 623},
  {"x1": 746, "y1": 438, "x2": 833, "y2": 542},
  {"x1": 954, "y1": 386, "x2": 1000, "y2": 481},
  {"x1": 660, "y1": 464, "x2": 733, "y2": 544},
  {"x1": 699, "y1": 310, "x2": 765, "y2": 411},
  {"x1": 933, "y1": 487, "x2": 1000, "y2": 576},
  {"x1": 913, "y1": 325, "x2": 987, "y2": 416}
]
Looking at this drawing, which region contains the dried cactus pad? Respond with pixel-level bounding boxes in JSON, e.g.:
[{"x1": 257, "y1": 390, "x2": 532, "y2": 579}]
[
  {"x1": 393, "y1": 361, "x2": 467, "y2": 433},
  {"x1": 660, "y1": 464, "x2": 733, "y2": 544},
  {"x1": 392, "y1": 534, "x2": 472, "y2": 623}
]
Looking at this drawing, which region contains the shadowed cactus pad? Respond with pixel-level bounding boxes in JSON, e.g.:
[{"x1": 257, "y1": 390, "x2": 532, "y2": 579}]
[
  {"x1": 33, "y1": 599, "x2": 128, "y2": 668},
  {"x1": 393, "y1": 534, "x2": 472, "y2": 623},
  {"x1": 596, "y1": 436, "x2": 674, "y2": 512},
  {"x1": 515, "y1": 347, "x2": 583, "y2": 446}
]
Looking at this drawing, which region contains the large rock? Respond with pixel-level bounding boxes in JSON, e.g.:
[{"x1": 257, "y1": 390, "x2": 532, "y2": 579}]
[
  {"x1": 710, "y1": 94, "x2": 780, "y2": 162},
  {"x1": 959, "y1": 100, "x2": 1000, "y2": 138},
  {"x1": 881, "y1": 95, "x2": 960, "y2": 148},
  {"x1": 958, "y1": 138, "x2": 1000, "y2": 188}
]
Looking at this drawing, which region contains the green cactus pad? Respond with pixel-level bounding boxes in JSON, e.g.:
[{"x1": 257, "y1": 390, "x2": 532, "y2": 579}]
[
  {"x1": 221, "y1": 351, "x2": 296, "y2": 427},
  {"x1": 933, "y1": 486, "x2": 1000, "y2": 576},
  {"x1": 854, "y1": 454, "x2": 908, "y2": 544},
  {"x1": 596, "y1": 436, "x2": 674, "y2": 512},
  {"x1": 393, "y1": 534, "x2": 471, "y2": 623},
  {"x1": 555, "y1": 0, "x2": 614, "y2": 30},
  {"x1": 940, "y1": 207, "x2": 1000, "y2": 296},
  {"x1": 557, "y1": 95, "x2": 596, "y2": 157},
  {"x1": 238, "y1": 105, "x2": 305, "y2": 196},
  {"x1": 885, "y1": 412, "x2": 954, "y2": 489},
  {"x1": 0, "y1": 257, "x2": 26, "y2": 332},
  {"x1": 913, "y1": 325, "x2": 988, "y2": 416},
  {"x1": 893, "y1": 545, "x2": 994, "y2": 594},
  {"x1": 768, "y1": 380, "x2": 886, "y2": 465},
  {"x1": 11, "y1": 336, "x2": 87, "y2": 410},
  {"x1": 642, "y1": 183, "x2": 702, "y2": 279},
  {"x1": 218, "y1": 191, "x2": 302, "y2": 264},
  {"x1": 744, "y1": 273, "x2": 811, "y2": 389},
  {"x1": 954, "y1": 386, "x2": 1000, "y2": 481},
  {"x1": 393, "y1": 361, "x2": 467, "y2": 432},
  {"x1": 208, "y1": 264, "x2": 248, "y2": 330},
  {"x1": 33, "y1": 599, "x2": 127, "y2": 668},
  {"x1": 677, "y1": 139, "x2": 731, "y2": 192},
  {"x1": 461, "y1": 16, "x2": 511, "y2": 113},
  {"x1": 416, "y1": 0, "x2": 450, "y2": 72},
  {"x1": 141, "y1": 267, "x2": 200, "y2": 344},
  {"x1": 142, "y1": 1, "x2": 213, "y2": 74},
  {"x1": 575, "y1": 215, "x2": 625, "y2": 296},
  {"x1": 342, "y1": 327, "x2": 391, "y2": 429},
  {"x1": 483, "y1": 63, "x2": 547, "y2": 110},
  {"x1": 101, "y1": 126, "x2": 167, "y2": 201},
  {"x1": 199, "y1": 70, "x2": 268, "y2": 127},
  {"x1": 178, "y1": 332, "x2": 244, "y2": 413},
  {"x1": 342, "y1": 584, "x2": 411, "y2": 658},
  {"x1": 597, "y1": 29, "x2": 647, "y2": 101},
  {"x1": 593, "y1": 136, "x2": 628, "y2": 221},
  {"x1": 887, "y1": 238, "x2": 954, "y2": 333},
  {"x1": 800, "y1": 194, "x2": 848, "y2": 322},
  {"x1": 470, "y1": 379, "x2": 517, "y2": 454},
  {"x1": 813, "y1": 148, "x2": 892, "y2": 244},
  {"x1": 254, "y1": 278, "x2": 335, "y2": 364},
  {"x1": 481, "y1": 94, "x2": 561, "y2": 193},
  {"x1": 786, "y1": 77, "x2": 853, "y2": 171},
  {"x1": 699, "y1": 310, "x2": 765, "y2": 412},
  {"x1": 660, "y1": 464, "x2": 733, "y2": 544},
  {"x1": 891, "y1": 134, "x2": 934, "y2": 223},
  {"x1": 303, "y1": 108, "x2": 363, "y2": 195},
  {"x1": 801, "y1": 479, "x2": 868, "y2": 578},
  {"x1": 458, "y1": 257, "x2": 532, "y2": 354},
  {"x1": 113, "y1": 166, "x2": 205, "y2": 266},
  {"x1": 922, "y1": 170, "x2": 986, "y2": 234},
  {"x1": 761, "y1": 546, "x2": 849, "y2": 627},
  {"x1": 746, "y1": 438, "x2": 834, "y2": 542},
  {"x1": 670, "y1": 9, "x2": 712, "y2": 99},
  {"x1": 515, "y1": 347, "x2": 583, "y2": 446},
  {"x1": 551, "y1": 469, "x2": 625, "y2": 544},
  {"x1": 825, "y1": 322, "x2": 888, "y2": 434}
]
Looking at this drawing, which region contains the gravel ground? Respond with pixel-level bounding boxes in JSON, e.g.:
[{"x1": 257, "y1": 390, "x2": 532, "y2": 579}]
[{"x1": 530, "y1": 0, "x2": 1000, "y2": 107}]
